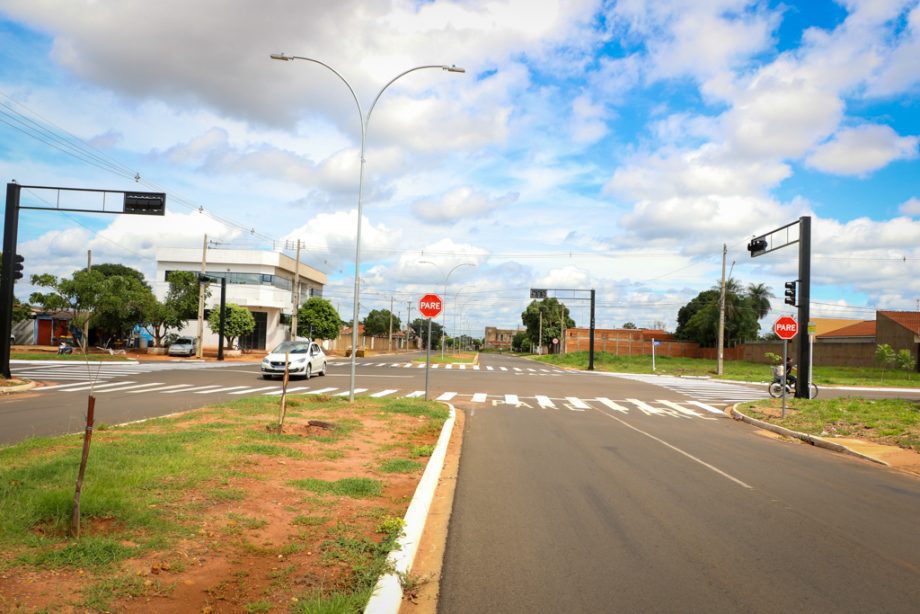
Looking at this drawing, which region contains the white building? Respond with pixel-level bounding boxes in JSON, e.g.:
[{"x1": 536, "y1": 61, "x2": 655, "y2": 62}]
[{"x1": 154, "y1": 248, "x2": 327, "y2": 351}]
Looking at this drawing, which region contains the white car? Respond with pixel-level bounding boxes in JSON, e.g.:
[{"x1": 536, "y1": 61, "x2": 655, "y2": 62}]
[
  {"x1": 168, "y1": 336, "x2": 197, "y2": 357},
  {"x1": 261, "y1": 341, "x2": 327, "y2": 380}
]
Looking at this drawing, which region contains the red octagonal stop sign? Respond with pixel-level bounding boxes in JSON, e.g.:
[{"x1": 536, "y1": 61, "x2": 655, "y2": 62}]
[
  {"x1": 419, "y1": 294, "x2": 443, "y2": 318},
  {"x1": 774, "y1": 315, "x2": 798, "y2": 340}
]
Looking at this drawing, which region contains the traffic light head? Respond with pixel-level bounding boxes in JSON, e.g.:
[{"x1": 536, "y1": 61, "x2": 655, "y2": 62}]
[
  {"x1": 784, "y1": 280, "x2": 797, "y2": 306},
  {"x1": 13, "y1": 254, "x2": 24, "y2": 281},
  {"x1": 747, "y1": 237, "x2": 768, "y2": 256}
]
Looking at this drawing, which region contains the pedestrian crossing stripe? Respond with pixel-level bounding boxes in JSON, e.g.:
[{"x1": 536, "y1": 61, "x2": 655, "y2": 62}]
[{"x1": 471, "y1": 392, "x2": 487, "y2": 403}]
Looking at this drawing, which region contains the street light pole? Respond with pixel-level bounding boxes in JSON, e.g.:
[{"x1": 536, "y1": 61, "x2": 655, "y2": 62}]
[{"x1": 271, "y1": 54, "x2": 464, "y2": 400}]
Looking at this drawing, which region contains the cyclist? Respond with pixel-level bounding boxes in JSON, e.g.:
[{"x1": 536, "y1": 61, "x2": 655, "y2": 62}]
[{"x1": 784, "y1": 357, "x2": 797, "y2": 389}]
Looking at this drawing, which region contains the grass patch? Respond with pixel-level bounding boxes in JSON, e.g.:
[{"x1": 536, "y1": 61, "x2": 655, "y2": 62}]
[
  {"x1": 232, "y1": 443, "x2": 305, "y2": 459},
  {"x1": 292, "y1": 514, "x2": 328, "y2": 527},
  {"x1": 740, "y1": 397, "x2": 920, "y2": 452},
  {"x1": 379, "y1": 458, "x2": 423, "y2": 474},
  {"x1": 537, "y1": 351, "x2": 920, "y2": 388},
  {"x1": 408, "y1": 444, "x2": 435, "y2": 458},
  {"x1": 289, "y1": 477, "x2": 383, "y2": 498}
]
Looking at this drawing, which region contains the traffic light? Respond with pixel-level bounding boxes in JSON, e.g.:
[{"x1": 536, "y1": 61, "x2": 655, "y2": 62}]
[
  {"x1": 784, "y1": 280, "x2": 797, "y2": 306},
  {"x1": 13, "y1": 254, "x2": 24, "y2": 280},
  {"x1": 747, "y1": 237, "x2": 768, "y2": 256}
]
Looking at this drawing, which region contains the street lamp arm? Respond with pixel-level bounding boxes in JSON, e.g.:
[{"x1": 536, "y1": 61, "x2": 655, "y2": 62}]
[
  {"x1": 270, "y1": 54, "x2": 365, "y2": 129},
  {"x1": 367, "y1": 65, "x2": 464, "y2": 124}
]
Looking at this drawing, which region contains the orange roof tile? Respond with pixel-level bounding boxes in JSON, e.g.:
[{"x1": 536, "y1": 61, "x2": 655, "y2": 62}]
[
  {"x1": 819, "y1": 320, "x2": 875, "y2": 338},
  {"x1": 879, "y1": 311, "x2": 920, "y2": 333}
]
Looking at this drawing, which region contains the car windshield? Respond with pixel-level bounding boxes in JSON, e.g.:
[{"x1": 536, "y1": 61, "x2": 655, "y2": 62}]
[
  {"x1": 271, "y1": 341, "x2": 309, "y2": 354},
  {"x1": 175, "y1": 338, "x2": 194, "y2": 345}
]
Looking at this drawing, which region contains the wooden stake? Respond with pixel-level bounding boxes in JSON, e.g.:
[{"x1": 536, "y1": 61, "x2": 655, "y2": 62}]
[{"x1": 71, "y1": 395, "x2": 96, "y2": 538}]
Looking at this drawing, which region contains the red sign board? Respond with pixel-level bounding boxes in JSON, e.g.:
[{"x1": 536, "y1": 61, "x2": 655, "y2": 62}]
[
  {"x1": 418, "y1": 294, "x2": 443, "y2": 318},
  {"x1": 774, "y1": 316, "x2": 798, "y2": 340}
]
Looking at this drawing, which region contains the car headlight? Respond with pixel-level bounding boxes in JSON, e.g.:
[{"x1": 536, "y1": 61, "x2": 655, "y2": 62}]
[{"x1": 262, "y1": 358, "x2": 270, "y2": 365}]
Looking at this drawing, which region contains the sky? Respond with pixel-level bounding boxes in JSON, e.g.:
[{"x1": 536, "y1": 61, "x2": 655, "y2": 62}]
[{"x1": 1, "y1": 0, "x2": 919, "y2": 340}]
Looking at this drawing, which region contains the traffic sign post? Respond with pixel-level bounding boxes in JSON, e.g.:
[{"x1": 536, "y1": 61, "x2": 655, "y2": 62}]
[
  {"x1": 418, "y1": 294, "x2": 442, "y2": 400},
  {"x1": 773, "y1": 316, "x2": 799, "y2": 416}
]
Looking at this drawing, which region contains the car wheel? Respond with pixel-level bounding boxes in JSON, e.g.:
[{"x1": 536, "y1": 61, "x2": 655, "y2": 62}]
[
  {"x1": 319, "y1": 362, "x2": 326, "y2": 376},
  {"x1": 305, "y1": 364, "x2": 312, "y2": 380}
]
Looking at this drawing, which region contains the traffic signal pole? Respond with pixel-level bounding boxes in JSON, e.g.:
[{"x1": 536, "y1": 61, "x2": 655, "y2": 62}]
[
  {"x1": 1, "y1": 183, "x2": 22, "y2": 378},
  {"x1": 796, "y1": 216, "x2": 811, "y2": 399}
]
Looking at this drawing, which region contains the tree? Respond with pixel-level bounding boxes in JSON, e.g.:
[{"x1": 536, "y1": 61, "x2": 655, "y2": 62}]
[
  {"x1": 622, "y1": 322, "x2": 637, "y2": 329},
  {"x1": 143, "y1": 271, "x2": 204, "y2": 348},
  {"x1": 297, "y1": 297, "x2": 341, "y2": 340},
  {"x1": 410, "y1": 318, "x2": 443, "y2": 349},
  {"x1": 89, "y1": 263, "x2": 151, "y2": 290},
  {"x1": 208, "y1": 303, "x2": 255, "y2": 349},
  {"x1": 521, "y1": 298, "x2": 575, "y2": 352},
  {"x1": 30, "y1": 270, "x2": 107, "y2": 351},
  {"x1": 92, "y1": 274, "x2": 156, "y2": 343},
  {"x1": 747, "y1": 282, "x2": 775, "y2": 320},
  {"x1": 363, "y1": 309, "x2": 400, "y2": 337},
  {"x1": 674, "y1": 279, "x2": 763, "y2": 347},
  {"x1": 512, "y1": 331, "x2": 531, "y2": 352}
]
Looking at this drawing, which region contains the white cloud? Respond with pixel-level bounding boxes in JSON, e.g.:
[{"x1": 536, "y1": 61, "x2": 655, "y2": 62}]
[
  {"x1": 283, "y1": 209, "x2": 399, "y2": 273},
  {"x1": 806, "y1": 124, "x2": 919, "y2": 176},
  {"x1": 411, "y1": 187, "x2": 517, "y2": 224},
  {"x1": 899, "y1": 197, "x2": 920, "y2": 216},
  {"x1": 570, "y1": 92, "x2": 609, "y2": 144}
]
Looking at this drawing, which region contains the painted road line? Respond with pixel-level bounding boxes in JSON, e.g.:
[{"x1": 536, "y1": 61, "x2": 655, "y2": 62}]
[
  {"x1": 194, "y1": 385, "x2": 253, "y2": 395},
  {"x1": 307, "y1": 387, "x2": 339, "y2": 395},
  {"x1": 473, "y1": 365, "x2": 480, "y2": 370},
  {"x1": 334, "y1": 388, "x2": 368, "y2": 396},
  {"x1": 659, "y1": 400, "x2": 714, "y2": 420},
  {"x1": 565, "y1": 397, "x2": 590, "y2": 411},
  {"x1": 404, "y1": 363, "x2": 414, "y2": 368},
  {"x1": 445, "y1": 364, "x2": 453, "y2": 370},
  {"x1": 486, "y1": 366, "x2": 494, "y2": 371},
  {"x1": 47, "y1": 380, "x2": 138, "y2": 392},
  {"x1": 688, "y1": 400, "x2": 727, "y2": 415},
  {"x1": 126, "y1": 384, "x2": 195, "y2": 394},
  {"x1": 504, "y1": 394, "x2": 519, "y2": 405},
  {"x1": 229, "y1": 386, "x2": 278, "y2": 395},
  {"x1": 500, "y1": 367, "x2": 508, "y2": 372},
  {"x1": 626, "y1": 398, "x2": 665, "y2": 416},
  {"x1": 93, "y1": 382, "x2": 167, "y2": 394},
  {"x1": 459, "y1": 365, "x2": 466, "y2": 370},
  {"x1": 596, "y1": 397, "x2": 629, "y2": 413},
  {"x1": 371, "y1": 389, "x2": 398, "y2": 398},
  {"x1": 437, "y1": 392, "x2": 457, "y2": 401},
  {"x1": 536, "y1": 395, "x2": 556, "y2": 409},
  {"x1": 471, "y1": 393, "x2": 488, "y2": 403},
  {"x1": 162, "y1": 385, "x2": 224, "y2": 394},
  {"x1": 513, "y1": 367, "x2": 522, "y2": 372},
  {"x1": 404, "y1": 391, "x2": 425, "y2": 398},
  {"x1": 431, "y1": 364, "x2": 440, "y2": 370}
]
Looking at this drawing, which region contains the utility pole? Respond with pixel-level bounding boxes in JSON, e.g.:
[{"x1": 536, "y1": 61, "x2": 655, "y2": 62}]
[
  {"x1": 290, "y1": 239, "x2": 301, "y2": 340},
  {"x1": 407, "y1": 300, "x2": 413, "y2": 350},
  {"x1": 388, "y1": 296, "x2": 394, "y2": 351},
  {"x1": 717, "y1": 243, "x2": 727, "y2": 375},
  {"x1": 195, "y1": 234, "x2": 207, "y2": 359},
  {"x1": 538, "y1": 311, "x2": 543, "y2": 355}
]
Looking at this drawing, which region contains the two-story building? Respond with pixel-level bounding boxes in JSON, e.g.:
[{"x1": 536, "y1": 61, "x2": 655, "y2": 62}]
[{"x1": 154, "y1": 248, "x2": 327, "y2": 351}]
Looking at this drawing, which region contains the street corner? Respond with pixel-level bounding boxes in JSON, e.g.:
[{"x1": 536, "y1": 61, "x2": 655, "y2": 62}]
[{"x1": 0, "y1": 379, "x2": 36, "y2": 394}]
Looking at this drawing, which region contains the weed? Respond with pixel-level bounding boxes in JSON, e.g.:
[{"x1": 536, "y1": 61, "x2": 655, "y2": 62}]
[
  {"x1": 289, "y1": 477, "x2": 383, "y2": 498},
  {"x1": 243, "y1": 600, "x2": 274, "y2": 613},
  {"x1": 232, "y1": 443, "x2": 305, "y2": 459},
  {"x1": 227, "y1": 512, "x2": 268, "y2": 530},
  {"x1": 293, "y1": 514, "x2": 329, "y2": 527},
  {"x1": 408, "y1": 444, "x2": 435, "y2": 458},
  {"x1": 208, "y1": 487, "x2": 247, "y2": 503},
  {"x1": 379, "y1": 458, "x2": 422, "y2": 474},
  {"x1": 19, "y1": 536, "x2": 138, "y2": 569}
]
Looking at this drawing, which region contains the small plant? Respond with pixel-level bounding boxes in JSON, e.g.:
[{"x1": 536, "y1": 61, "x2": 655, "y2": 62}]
[
  {"x1": 398, "y1": 570, "x2": 432, "y2": 603},
  {"x1": 764, "y1": 352, "x2": 782, "y2": 365}
]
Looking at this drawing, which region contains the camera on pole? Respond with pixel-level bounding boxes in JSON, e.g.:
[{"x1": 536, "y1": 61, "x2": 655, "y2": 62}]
[{"x1": 784, "y1": 280, "x2": 798, "y2": 306}]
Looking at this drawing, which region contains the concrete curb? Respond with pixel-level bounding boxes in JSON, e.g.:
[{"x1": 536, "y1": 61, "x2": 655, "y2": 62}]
[
  {"x1": 364, "y1": 402, "x2": 457, "y2": 614},
  {"x1": 730, "y1": 404, "x2": 888, "y2": 466},
  {"x1": 0, "y1": 380, "x2": 36, "y2": 394}
]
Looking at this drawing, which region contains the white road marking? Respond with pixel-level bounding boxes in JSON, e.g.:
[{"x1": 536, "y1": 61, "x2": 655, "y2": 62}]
[
  {"x1": 436, "y1": 392, "x2": 457, "y2": 401},
  {"x1": 505, "y1": 394, "x2": 519, "y2": 405},
  {"x1": 596, "y1": 397, "x2": 629, "y2": 413},
  {"x1": 688, "y1": 400, "x2": 726, "y2": 415},
  {"x1": 536, "y1": 395, "x2": 556, "y2": 409},
  {"x1": 565, "y1": 397, "x2": 590, "y2": 411},
  {"x1": 229, "y1": 386, "x2": 278, "y2": 395},
  {"x1": 445, "y1": 364, "x2": 453, "y2": 370},
  {"x1": 194, "y1": 385, "x2": 253, "y2": 395},
  {"x1": 459, "y1": 365, "x2": 466, "y2": 370},
  {"x1": 334, "y1": 388, "x2": 367, "y2": 396},
  {"x1": 471, "y1": 393, "x2": 488, "y2": 403},
  {"x1": 659, "y1": 400, "x2": 714, "y2": 420},
  {"x1": 48, "y1": 380, "x2": 138, "y2": 392},
  {"x1": 473, "y1": 365, "x2": 480, "y2": 370},
  {"x1": 265, "y1": 386, "x2": 311, "y2": 396},
  {"x1": 500, "y1": 367, "x2": 508, "y2": 372},
  {"x1": 162, "y1": 385, "x2": 223, "y2": 394},
  {"x1": 486, "y1": 366, "x2": 494, "y2": 371},
  {"x1": 93, "y1": 382, "x2": 167, "y2": 394},
  {"x1": 370, "y1": 389, "x2": 398, "y2": 398},
  {"x1": 404, "y1": 391, "x2": 425, "y2": 398},
  {"x1": 594, "y1": 409, "x2": 753, "y2": 490},
  {"x1": 626, "y1": 398, "x2": 664, "y2": 416},
  {"x1": 431, "y1": 364, "x2": 440, "y2": 370},
  {"x1": 307, "y1": 387, "x2": 339, "y2": 395},
  {"x1": 126, "y1": 384, "x2": 194, "y2": 394}
]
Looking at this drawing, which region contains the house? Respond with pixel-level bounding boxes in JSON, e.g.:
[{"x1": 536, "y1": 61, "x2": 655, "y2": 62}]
[
  {"x1": 877, "y1": 311, "x2": 920, "y2": 371},
  {"x1": 154, "y1": 248, "x2": 327, "y2": 351},
  {"x1": 483, "y1": 327, "x2": 521, "y2": 350}
]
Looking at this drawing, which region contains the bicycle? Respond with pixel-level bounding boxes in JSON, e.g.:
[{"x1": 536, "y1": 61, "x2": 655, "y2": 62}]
[{"x1": 768, "y1": 366, "x2": 818, "y2": 398}]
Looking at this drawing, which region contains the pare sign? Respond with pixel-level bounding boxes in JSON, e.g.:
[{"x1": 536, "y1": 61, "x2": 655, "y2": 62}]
[{"x1": 419, "y1": 294, "x2": 443, "y2": 318}]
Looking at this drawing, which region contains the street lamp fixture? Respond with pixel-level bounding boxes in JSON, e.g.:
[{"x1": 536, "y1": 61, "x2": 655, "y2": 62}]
[
  {"x1": 419, "y1": 260, "x2": 476, "y2": 358},
  {"x1": 271, "y1": 53, "x2": 464, "y2": 400}
]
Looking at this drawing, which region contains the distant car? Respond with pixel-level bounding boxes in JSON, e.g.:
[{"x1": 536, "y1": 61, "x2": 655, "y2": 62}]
[
  {"x1": 261, "y1": 340, "x2": 327, "y2": 380},
  {"x1": 168, "y1": 337, "x2": 197, "y2": 357}
]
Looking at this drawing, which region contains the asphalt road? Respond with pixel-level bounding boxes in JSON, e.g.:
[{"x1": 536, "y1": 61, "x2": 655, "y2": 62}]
[{"x1": 4, "y1": 353, "x2": 920, "y2": 613}]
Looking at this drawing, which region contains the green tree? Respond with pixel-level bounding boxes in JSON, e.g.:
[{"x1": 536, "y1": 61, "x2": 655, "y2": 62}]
[
  {"x1": 30, "y1": 270, "x2": 107, "y2": 351},
  {"x1": 622, "y1": 322, "x2": 637, "y2": 329},
  {"x1": 410, "y1": 318, "x2": 443, "y2": 349},
  {"x1": 363, "y1": 309, "x2": 401, "y2": 337},
  {"x1": 875, "y1": 344, "x2": 896, "y2": 369},
  {"x1": 521, "y1": 298, "x2": 574, "y2": 352},
  {"x1": 208, "y1": 303, "x2": 255, "y2": 349},
  {"x1": 297, "y1": 297, "x2": 342, "y2": 340},
  {"x1": 746, "y1": 282, "x2": 775, "y2": 320},
  {"x1": 92, "y1": 274, "x2": 156, "y2": 343},
  {"x1": 89, "y1": 263, "x2": 150, "y2": 289},
  {"x1": 142, "y1": 271, "x2": 204, "y2": 348},
  {"x1": 674, "y1": 279, "x2": 761, "y2": 347},
  {"x1": 512, "y1": 331, "x2": 531, "y2": 352}
]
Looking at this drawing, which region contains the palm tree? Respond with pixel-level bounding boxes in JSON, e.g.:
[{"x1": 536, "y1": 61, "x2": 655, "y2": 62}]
[{"x1": 746, "y1": 282, "x2": 775, "y2": 320}]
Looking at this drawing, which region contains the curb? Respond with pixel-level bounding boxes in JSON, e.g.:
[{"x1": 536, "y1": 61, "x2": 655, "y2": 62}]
[
  {"x1": 364, "y1": 402, "x2": 457, "y2": 614},
  {"x1": 730, "y1": 404, "x2": 888, "y2": 466},
  {"x1": 0, "y1": 380, "x2": 36, "y2": 394}
]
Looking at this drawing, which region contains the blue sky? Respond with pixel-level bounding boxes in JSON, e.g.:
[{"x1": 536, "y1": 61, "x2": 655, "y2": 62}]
[{"x1": 1, "y1": 0, "x2": 918, "y2": 338}]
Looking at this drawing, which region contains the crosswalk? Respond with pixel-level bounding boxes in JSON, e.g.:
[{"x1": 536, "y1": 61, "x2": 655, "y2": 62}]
[
  {"x1": 606, "y1": 373, "x2": 769, "y2": 402},
  {"x1": 10, "y1": 360, "x2": 238, "y2": 383},
  {"x1": 30, "y1": 382, "x2": 726, "y2": 421},
  {"x1": 330, "y1": 361, "x2": 566, "y2": 374}
]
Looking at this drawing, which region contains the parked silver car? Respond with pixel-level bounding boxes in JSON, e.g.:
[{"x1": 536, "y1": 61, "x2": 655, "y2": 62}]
[
  {"x1": 261, "y1": 341, "x2": 327, "y2": 380},
  {"x1": 168, "y1": 336, "x2": 197, "y2": 357}
]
